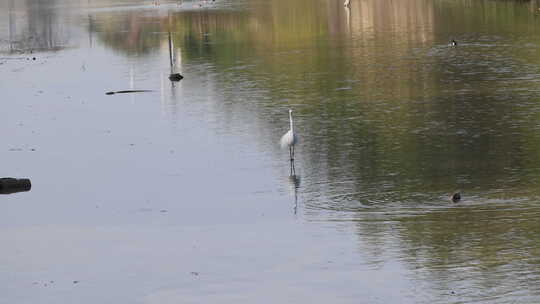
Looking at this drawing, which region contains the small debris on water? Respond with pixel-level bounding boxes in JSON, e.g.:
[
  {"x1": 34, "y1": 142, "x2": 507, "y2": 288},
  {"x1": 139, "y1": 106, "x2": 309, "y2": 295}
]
[
  {"x1": 190, "y1": 272, "x2": 199, "y2": 276},
  {"x1": 160, "y1": 209, "x2": 168, "y2": 213}
]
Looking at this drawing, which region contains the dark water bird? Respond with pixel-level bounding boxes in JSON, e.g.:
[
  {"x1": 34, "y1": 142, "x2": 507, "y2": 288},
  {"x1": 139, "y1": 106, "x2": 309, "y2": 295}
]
[
  {"x1": 450, "y1": 39, "x2": 457, "y2": 46},
  {"x1": 280, "y1": 109, "x2": 299, "y2": 161},
  {"x1": 451, "y1": 192, "x2": 461, "y2": 203},
  {"x1": 169, "y1": 73, "x2": 184, "y2": 81}
]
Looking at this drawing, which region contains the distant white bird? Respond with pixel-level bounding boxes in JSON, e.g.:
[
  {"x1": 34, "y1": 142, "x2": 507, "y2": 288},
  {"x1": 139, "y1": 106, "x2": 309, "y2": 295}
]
[{"x1": 280, "y1": 109, "x2": 299, "y2": 161}]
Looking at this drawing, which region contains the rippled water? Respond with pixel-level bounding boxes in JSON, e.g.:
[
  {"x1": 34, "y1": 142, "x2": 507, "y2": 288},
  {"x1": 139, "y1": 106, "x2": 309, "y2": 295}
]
[{"x1": 2, "y1": 0, "x2": 540, "y2": 303}]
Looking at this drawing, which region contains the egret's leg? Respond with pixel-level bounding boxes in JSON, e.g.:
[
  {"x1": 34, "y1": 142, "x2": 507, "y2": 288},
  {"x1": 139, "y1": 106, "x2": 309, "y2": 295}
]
[
  {"x1": 289, "y1": 146, "x2": 293, "y2": 161},
  {"x1": 290, "y1": 160, "x2": 294, "y2": 176}
]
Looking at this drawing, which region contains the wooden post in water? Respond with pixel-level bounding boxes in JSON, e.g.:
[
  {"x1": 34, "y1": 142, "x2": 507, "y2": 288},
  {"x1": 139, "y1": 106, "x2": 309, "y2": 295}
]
[
  {"x1": 168, "y1": 31, "x2": 183, "y2": 81},
  {"x1": 168, "y1": 31, "x2": 174, "y2": 73},
  {"x1": 8, "y1": 0, "x2": 16, "y2": 52}
]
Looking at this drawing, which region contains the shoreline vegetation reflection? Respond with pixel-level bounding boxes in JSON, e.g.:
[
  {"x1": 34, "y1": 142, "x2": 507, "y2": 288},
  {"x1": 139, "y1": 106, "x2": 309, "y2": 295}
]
[{"x1": 95, "y1": 1, "x2": 540, "y2": 299}]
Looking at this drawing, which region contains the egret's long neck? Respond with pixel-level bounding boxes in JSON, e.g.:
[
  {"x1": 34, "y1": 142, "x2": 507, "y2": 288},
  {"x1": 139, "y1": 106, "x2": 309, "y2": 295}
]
[{"x1": 289, "y1": 112, "x2": 294, "y2": 132}]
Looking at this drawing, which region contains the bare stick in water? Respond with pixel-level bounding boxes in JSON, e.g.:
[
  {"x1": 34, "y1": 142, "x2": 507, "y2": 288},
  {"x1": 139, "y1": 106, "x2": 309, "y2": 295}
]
[{"x1": 105, "y1": 90, "x2": 154, "y2": 95}]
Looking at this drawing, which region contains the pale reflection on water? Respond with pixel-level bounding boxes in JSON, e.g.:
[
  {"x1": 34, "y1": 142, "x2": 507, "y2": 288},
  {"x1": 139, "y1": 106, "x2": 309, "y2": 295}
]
[{"x1": 2, "y1": 0, "x2": 540, "y2": 303}]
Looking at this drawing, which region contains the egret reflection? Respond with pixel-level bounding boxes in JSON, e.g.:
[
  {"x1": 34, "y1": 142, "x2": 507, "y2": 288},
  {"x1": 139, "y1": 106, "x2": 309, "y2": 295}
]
[{"x1": 288, "y1": 170, "x2": 301, "y2": 215}]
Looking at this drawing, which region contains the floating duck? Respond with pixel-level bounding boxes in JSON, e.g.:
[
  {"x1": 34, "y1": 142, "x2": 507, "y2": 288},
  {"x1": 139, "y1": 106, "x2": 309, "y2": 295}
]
[
  {"x1": 169, "y1": 73, "x2": 184, "y2": 81},
  {"x1": 450, "y1": 192, "x2": 461, "y2": 203}
]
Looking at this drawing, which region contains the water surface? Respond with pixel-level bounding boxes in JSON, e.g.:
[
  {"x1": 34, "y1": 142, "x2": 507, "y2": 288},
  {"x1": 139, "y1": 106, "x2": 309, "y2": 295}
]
[{"x1": 2, "y1": 0, "x2": 540, "y2": 303}]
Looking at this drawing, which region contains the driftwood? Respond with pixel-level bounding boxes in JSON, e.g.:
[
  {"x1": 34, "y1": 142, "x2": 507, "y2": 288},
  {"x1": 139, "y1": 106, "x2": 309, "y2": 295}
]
[
  {"x1": 0, "y1": 178, "x2": 31, "y2": 194},
  {"x1": 105, "y1": 90, "x2": 154, "y2": 95}
]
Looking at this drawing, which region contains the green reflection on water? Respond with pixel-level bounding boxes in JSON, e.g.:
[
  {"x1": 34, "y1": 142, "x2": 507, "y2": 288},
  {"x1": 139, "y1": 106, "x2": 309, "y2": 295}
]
[{"x1": 89, "y1": 0, "x2": 540, "y2": 215}]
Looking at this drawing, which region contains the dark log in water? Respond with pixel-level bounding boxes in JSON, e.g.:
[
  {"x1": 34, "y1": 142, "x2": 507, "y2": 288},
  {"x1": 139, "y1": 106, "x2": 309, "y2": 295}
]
[
  {"x1": 105, "y1": 90, "x2": 154, "y2": 95},
  {"x1": 0, "y1": 178, "x2": 31, "y2": 194}
]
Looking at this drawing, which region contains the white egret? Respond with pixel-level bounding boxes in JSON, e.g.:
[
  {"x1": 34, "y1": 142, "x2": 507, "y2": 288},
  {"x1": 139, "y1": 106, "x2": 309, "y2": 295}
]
[{"x1": 280, "y1": 109, "x2": 299, "y2": 162}]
